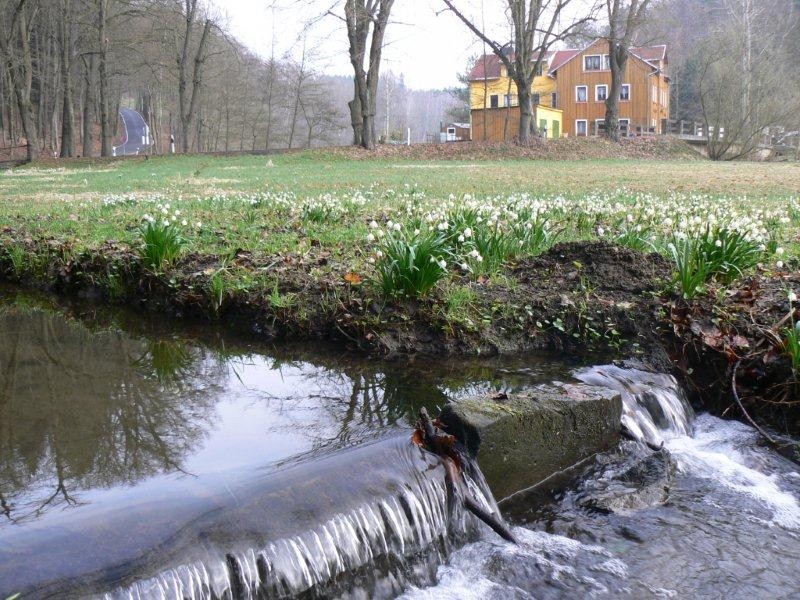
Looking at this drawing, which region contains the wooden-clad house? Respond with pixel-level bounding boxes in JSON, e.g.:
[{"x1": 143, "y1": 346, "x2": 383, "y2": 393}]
[{"x1": 468, "y1": 38, "x2": 670, "y2": 140}]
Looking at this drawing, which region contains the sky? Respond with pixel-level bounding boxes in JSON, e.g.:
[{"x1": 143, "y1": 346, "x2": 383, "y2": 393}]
[{"x1": 213, "y1": 1, "x2": 512, "y2": 90}]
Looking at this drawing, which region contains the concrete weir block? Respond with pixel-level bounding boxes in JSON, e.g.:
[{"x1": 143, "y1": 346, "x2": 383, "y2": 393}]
[{"x1": 439, "y1": 383, "x2": 622, "y2": 500}]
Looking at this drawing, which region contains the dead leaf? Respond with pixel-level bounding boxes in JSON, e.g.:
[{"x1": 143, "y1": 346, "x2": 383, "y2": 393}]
[{"x1": 344, "y1": 272, "x2": 362, "y2": 285}]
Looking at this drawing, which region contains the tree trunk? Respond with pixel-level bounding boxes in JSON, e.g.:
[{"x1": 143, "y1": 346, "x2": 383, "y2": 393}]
[
  {"x1": 517, "y1": 79, "x2": 532, "y2": 144},
  {"x1": 97, "y1": 0, "x2": 112, "y2": 156},
  {"x1": 604, "y1": 41, "x2": 624, "y2": 141},
  {"x1": 348, "y1": 80, "x2": 363, "y2": 146},
  {"x1": 81, "y1": 55, "x2": 94, "y2": 157},
  {"x1": 59, "y1": 0, "x2": 75, "y2": 158}
]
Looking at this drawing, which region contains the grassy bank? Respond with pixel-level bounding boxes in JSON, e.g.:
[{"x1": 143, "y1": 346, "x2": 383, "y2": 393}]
[{"x1": 1, "y1": 150, "x2": 799, "y2": 432}]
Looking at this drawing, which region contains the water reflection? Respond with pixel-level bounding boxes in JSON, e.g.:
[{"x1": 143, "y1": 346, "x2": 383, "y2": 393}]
[
  {"x1": 0, "y1": 289, "x2": 572, "y2": 530},
  {"x1": 0, "y1": 310, "x2": 219, "y2": 522}
]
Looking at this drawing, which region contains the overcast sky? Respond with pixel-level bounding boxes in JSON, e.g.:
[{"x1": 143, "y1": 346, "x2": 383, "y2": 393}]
[{"x1": 213, "y1": 1, "x2": 517, "y2": 90}]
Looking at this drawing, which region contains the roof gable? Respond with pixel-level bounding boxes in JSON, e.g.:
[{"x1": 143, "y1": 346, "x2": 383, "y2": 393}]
[{"x1": 548, "y1": 38, "x2": 667, "y2": 74}]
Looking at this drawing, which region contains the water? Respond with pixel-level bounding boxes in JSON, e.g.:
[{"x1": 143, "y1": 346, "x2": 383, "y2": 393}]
[
  {"x1": 0, "y1": 289, "x2": 567, "y2": 598},
  {"x1": 409, "y1": 366, "x2": 800, "y2": 599},
  {"x1": 2, "y1": 289, "x2": 800, "y2": 598}
]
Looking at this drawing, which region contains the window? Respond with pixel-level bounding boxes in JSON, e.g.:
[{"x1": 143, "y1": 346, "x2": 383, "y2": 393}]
[
  {"x1": 503, "y1": 94, "x2": 516, "y2": 107},
  {"x1": 595, "y1": 119, "x2": 606, "y2": 135},
  {"x1": 595, "y1": 85, "x2": 608, "y2": 102},
  {"x1": 603, "y1": 54, "x2": 610, "y2": 70},
  {"x1": 576, "y1": 119, "x2": 588, "y2": 136},
  {"x1": 532, "y1": 93, "x2": 541, "y2": 105},
  {"x1": 575, "y1": 85, "x2": 588, "y2": 102},
  {"x1": 490, "y1": 94, "x2": 499, "y2": 108},
  {"x1": 584, "y1": 55, "x2": 602, "y2": 71},
  {"x1": 447, "y1": 127, "x2": 456, "y2": 135},
  {"x1": 551, "y1": 92, "x2": 557, "y2": 108},
  {"x1": 619, "y1": 84, "x2": 630, "y2": 101}
]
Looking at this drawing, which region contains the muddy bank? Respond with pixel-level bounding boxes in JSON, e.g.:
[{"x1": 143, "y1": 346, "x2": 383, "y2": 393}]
[{"x1": 1, "y1": 233, "x2": 797, "y2": 435}]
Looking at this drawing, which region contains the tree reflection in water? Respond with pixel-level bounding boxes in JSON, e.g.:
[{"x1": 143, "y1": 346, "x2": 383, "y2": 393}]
[{"x1": 0, "y1": 309, "x2": 220, "y2": 523}]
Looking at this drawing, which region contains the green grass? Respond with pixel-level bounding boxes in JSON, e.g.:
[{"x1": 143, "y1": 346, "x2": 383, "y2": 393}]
[{"x1": 1, "y1": 151, "x2": 798, "y2": 313}]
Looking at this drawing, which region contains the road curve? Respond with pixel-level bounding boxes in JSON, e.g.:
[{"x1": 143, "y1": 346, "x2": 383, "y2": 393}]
[{"x1": 113, "y1": 108, "x2": 152, "y2": 156}]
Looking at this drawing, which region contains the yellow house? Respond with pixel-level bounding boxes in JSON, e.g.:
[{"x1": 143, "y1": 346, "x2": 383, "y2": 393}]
[{"x1": 468, "y1": 50, "x2": 573, "y2": 140}]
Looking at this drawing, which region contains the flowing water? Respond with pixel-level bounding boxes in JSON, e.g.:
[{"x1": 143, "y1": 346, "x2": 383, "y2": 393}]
[{"x1": 1, "y1": 288, "x2": 799, "y2": 599}]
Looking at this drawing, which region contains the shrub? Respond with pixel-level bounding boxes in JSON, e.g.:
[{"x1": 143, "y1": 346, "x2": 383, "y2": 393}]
[
  {"x1": 376, "y1": 230, "x2": 449, "y2": 297},
  {"x1": 668, "y1": 238, "x2": 709, "y2": 299},
  {"x1": 139, "y1": 220, "x2": 185, "y2": 270}
]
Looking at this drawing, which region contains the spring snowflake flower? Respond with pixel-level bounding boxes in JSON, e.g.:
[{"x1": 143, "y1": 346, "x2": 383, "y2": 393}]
[
  {"x1": 367, "y1": 233, "x2": 375, "y2": 242},
  {"x1": 195, "y1": 221, "x2": 202, "y2": 229},
  {"x1": 181, "y1": 219, "x2": 188, "y2": 226},
  {"x1": 162, "y1": 219, "x2": 170, "y2": 227},
  {"x1": 437, "y1": 259, "x2": 447, "y2": 269},
  {"x1": 458, "y1": 234, "x2": 465, "y2": 243},
  {"x1": 460, "y1": 262, "x2": 469, "y2": 271},
  {"x1": 369, "y1": 220, "x2": 379, "y2": 229},
  {"x1": 392, "y1": 222, "x2": 401, "y2": 231},
  {"x1": 777, "y1": 261, "x2": 784, "y2": 269},
  {"x1": 376, "y1": 250, "x2": 383, "y2": 258},
  {"x1": 597, "y1": 227, "x2": 605, "y2": 236},
  {"x1": 776, "y1": 247, "x2": 785, "y2": 256},
  {"x1": 789, "y1": 291, "x2": 797, "y2": 303},
  {"x1": 715, "y1": 239, "x2": 722, "y2": 247},
  {"x1": 464, "y1": 227, "x2": 473, "y2": 238}
]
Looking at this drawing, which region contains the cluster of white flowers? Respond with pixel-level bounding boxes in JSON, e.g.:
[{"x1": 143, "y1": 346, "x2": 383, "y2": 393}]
[{"x1": 141, "y1": 202, "x2": 201, "y2": 229}]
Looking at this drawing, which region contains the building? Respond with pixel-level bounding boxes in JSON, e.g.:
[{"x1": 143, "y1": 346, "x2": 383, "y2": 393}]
[
  {"x1": 468, "y1": 39, "x2": 670, "y2": 139},
  {"x1": 440, "y1": 122, "x2": 471, "y2": 142}
]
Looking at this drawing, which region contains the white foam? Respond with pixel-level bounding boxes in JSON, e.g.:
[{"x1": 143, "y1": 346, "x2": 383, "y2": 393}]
[{"x1": 667, "y1": 414, "x2": 800, "y2": 529}]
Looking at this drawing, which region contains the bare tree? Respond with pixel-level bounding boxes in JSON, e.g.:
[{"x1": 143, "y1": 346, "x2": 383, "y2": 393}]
[
  {"x1": 697, "y1": 0, "x2": 799, "y2": 159},
  {"x1": 175, "y1": 0, "x2": 211, "y2": 153},
  {"x1": 443, "y1": 0, "x2": 596, "y2": 144},
  {"x1": 0, "y1": 0, "x2": 39, "y2": 161},
  {"x1": 603, "y1": 0, "x2": 650, "y2": 141},
  {"x1": 342, "y1": 0, "x2": 394, "y2": 149}
]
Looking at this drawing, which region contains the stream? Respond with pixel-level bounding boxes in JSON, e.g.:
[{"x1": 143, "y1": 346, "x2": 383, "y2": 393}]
[{"x1": 1, "y1": 287, "x2": 799, "y2": 599}]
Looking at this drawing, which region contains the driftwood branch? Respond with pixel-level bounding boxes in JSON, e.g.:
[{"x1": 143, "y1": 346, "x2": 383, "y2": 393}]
[{"x1": 415, "y1": 408, "x2": 517, "y2": 544}]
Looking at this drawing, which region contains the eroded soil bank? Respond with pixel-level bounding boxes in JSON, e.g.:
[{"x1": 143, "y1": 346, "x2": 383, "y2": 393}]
[{"x1": 1, "y1": 235, "x2": 797, "y2": 436}]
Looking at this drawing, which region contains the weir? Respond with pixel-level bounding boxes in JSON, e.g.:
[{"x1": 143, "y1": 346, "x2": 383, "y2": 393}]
[{"x1": 0, "y1": 435, "x2": 500, "y2": 599}]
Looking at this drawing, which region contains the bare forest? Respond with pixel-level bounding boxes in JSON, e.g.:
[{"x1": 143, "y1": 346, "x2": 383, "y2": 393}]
[{"x1": 1, "y1": 0, "x2": 798, "y2": 161}]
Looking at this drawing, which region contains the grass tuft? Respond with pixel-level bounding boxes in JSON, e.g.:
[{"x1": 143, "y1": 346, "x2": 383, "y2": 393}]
[{"x1": 139, "y1": 220, "x2": 185, "y2": 270}]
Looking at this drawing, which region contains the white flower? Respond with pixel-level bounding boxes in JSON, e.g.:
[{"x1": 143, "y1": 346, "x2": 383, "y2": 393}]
[
  {"x1": 777, "y1": 261, "x2": 784, "y2": 269},
  {"x1": 789, "y1": 291, "x2": 797, "y2": 303},
  {"x1": 464, "y1": 227, "x2": 473, "y2": 238},
  {"x1": 376, "y1": 229, "x2": 385, "y2": 238},
  {"x1": 367, "y1": 233, "x2": 375, "y2": 242},
  {"x1": 458, "y1": 235, "x2": 465, "y2": 243},
  {"x1": 195, "y1": 221, "x2": 202, "y2": 228},
  {"x1": 776, "y1": 247, "x2": 785, "y2": 256},
  {"x1": 437, "y1": 259, "x2": 447, "y2": 269},
  {"x1": 414, "y1": 229, "x2": 420, "y2": 236},
  {"x1": 369, "y1": 220, "x2": 378, "y2": 229},
  {"x1": 181, "y1": 219, "x2": 188, "y2": 226},
  {"x1": 597, "y1": 227, "x2": 605, "y2": 236},
  {"x1": 392, "y1": 222, "x2": 401, "y2": 231},
  {"x1": 376, "y1": 250, "x2": 383, "y2": 258},
  {"x1": 460, "y1": 262, "x2": 469, "y2": 271},
  {"x1": 367, "y1": 257, "x2": 375, "y2": 264}
]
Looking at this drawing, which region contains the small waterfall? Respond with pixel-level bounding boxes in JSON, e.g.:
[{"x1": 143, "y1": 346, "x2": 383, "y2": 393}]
[
  {"x1": 573, "y1": 363, "x2": 694, "y2": 447},
  {"x1": 99, "y1": 443, "x2": 502, "y2": 600}
]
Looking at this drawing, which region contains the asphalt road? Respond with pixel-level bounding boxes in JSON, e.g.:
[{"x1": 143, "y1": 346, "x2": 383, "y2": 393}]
[{"x1": 113, "y1": 107, "x2": 152, "y2": 156}]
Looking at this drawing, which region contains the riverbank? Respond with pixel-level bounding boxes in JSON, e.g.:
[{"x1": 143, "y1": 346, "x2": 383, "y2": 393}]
[{"x1": 1, "y1": 153, "x2": 799, "y2": 435}]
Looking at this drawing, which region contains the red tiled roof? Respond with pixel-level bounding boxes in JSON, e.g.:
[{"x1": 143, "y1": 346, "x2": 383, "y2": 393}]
[
  {"x1": 468, "y1": 53, "x2": 506, "y2": 81},
  {"x1": 631, "y1": 44, "x2": 667, "y2": 63},
  {"x1": 548, "y1": 49, "x2": 580, "y2": 72},
  {"x1": 468, "y1": 50, "x2": 563, "y2": 81}
]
